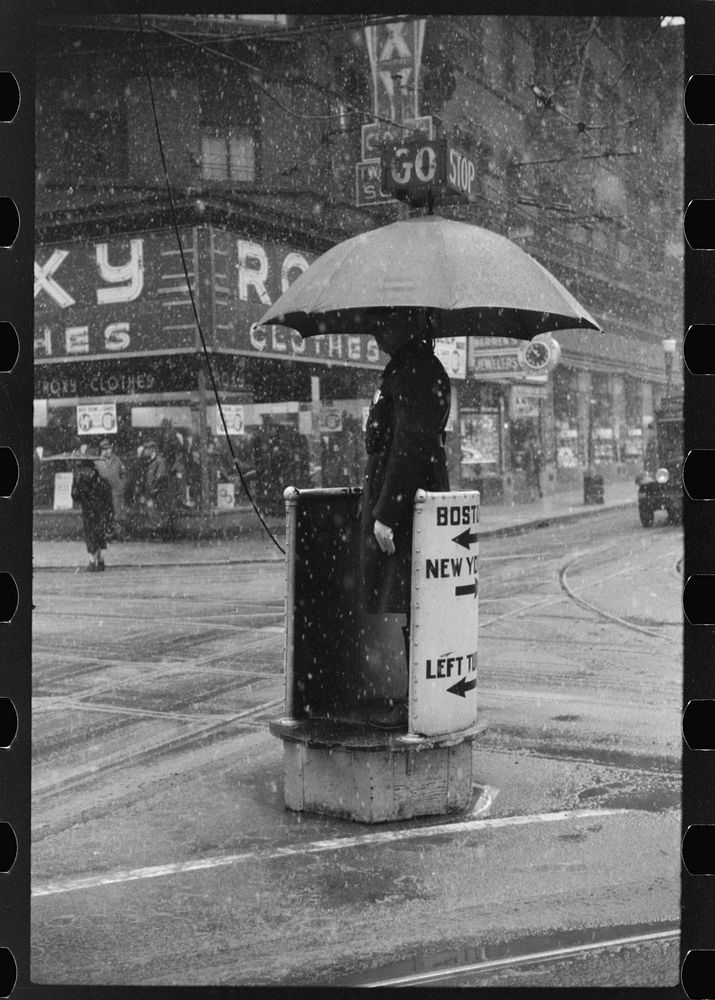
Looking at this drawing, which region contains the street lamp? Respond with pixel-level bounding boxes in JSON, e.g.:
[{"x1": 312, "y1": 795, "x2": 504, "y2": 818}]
[{"x1": 662, "y1": 337, "x2": 677, "y2": 398}]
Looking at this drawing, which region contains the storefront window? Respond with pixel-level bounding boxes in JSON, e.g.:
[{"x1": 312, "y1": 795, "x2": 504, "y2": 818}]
[
  {"x1": 590, "y1": 372, "x2": 614, "y2": 465},
  {"x1": 553, "y1": 367, "x2": 580, "y2": 469},
  {"x1": 623, "y1": 376, "x2": 644, "y2": 462},
  {"x1": 460, "y1": 409, "x2": 500, "y2": 481}
]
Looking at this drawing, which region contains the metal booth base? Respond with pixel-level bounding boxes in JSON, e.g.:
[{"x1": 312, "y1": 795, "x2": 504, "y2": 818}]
[{"x1": 269, "y1": 714, "x2": 481, "y2": 824}]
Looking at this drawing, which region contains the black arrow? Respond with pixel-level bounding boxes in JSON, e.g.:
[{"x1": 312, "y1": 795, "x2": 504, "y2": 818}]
[
  {"x1": 447, "y1": 675, "x2": 477, "y2": 698},
  {"x1": 452, "y1": 528, "x2": 478, "y2": 550},
  {"x1": 455, "y1": 578, "x2": 478, "y2": 598}
]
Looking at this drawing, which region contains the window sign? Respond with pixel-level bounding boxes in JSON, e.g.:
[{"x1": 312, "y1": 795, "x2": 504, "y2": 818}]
[
  {"x1": 319, "y1": 407, "x2": 343, "y2": 433},
  {"x1": 77, "y1": 402, "x2": 117, "y2": 435},
  {"x1": 217, "y1": 482, "x2": 235, "y2": 509},
  {"x1": 53, "y1": 472, "x2": 74, "y2": 510},
  {"x1": 435, "y1": 337, "x2": 466, "y2": 380},
  {"x1": 34, "y1": 399, "x2": 48, "y2": 428},
  {"x1": 216, "y1": 404, "x2": 245, "y2": 436},
  {"x1": 510, "y1": 385, "x2": 545, "y2": 419},
  {"x1": 460, "y1": 410, "x2": 500, "y2": 466}
]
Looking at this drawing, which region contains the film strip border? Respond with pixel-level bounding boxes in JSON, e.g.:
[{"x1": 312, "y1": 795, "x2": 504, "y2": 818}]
[
  {"x1": 1, "y1": 5, "x2": 715, "y2": 998},
  {"x1": 680, "y1": 18, "x2": 715, "y2": 997},
  {"x1": 1, "y1": 2, "x2": 30, "y2": 996}
]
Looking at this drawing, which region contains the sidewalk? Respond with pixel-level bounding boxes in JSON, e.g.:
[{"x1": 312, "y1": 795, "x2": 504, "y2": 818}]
[{"x1": 33, "y1": 480, "x2": 636, "y2": 570}]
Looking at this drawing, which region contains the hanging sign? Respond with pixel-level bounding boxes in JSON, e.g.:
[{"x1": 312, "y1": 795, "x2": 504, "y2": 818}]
[
  {"x1": 76, "y1": 402, "x2": 117, "y2": 435},
  {"x1": 355, "y1": 158, "x2": 395, "y2": 207},
  {"x1": 409, "y1": 489, "x2": 480, "y2": 737},
  {"x1": 364, "y1": 19, "x2": 426, "y2": 123},
  {"x1": 445, "y1": 142, "x2": 478, "y2": 200},
  {"x1": 382, "y1": 139, "x2": 447, "y2": 203},
  {"x1": 360, "y1": 116, "x2": 434, "y2": 161}
]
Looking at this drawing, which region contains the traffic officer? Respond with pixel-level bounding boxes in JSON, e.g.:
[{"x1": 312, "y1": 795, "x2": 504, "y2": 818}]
[{"x1": 360, "y1": 310, "x2": 451, "y2": 729}]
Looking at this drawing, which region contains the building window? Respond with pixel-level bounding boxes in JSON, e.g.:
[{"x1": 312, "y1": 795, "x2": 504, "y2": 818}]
[
  {"x1": 201, "y1": 129, "x2": 255, "y2": 182},
  {"x1": 61, "y1": 107, "x2": 127, "y2": 179}
]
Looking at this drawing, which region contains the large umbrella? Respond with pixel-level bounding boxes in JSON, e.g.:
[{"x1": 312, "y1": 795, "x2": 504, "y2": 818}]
[{"x1": 258, "y1": 215, "x2": 601, "y2": 340}]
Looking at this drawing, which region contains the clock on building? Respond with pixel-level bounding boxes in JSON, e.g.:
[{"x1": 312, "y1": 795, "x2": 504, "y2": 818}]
[{"x1": 517, "y1": 334, "x2": 561, "y2": 373}]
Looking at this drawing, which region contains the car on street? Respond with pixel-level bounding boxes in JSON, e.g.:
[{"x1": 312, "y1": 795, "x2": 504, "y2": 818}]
[{"x1": 636, "y1": 393, "x2": 683, "y2": 527}]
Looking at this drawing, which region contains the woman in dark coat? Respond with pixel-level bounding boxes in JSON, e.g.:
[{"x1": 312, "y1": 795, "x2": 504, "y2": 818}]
[
  {"x1": 71, "y1": 460, "x2": 115, "y2": 571},
  {"x1": 360, "y1": 312, "x2": 451, "y2": 727}
]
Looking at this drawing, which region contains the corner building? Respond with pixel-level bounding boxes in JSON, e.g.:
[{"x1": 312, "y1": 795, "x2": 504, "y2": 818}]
[{"x1": 34, "y1": 14, "x2": 683, "y2": 516}]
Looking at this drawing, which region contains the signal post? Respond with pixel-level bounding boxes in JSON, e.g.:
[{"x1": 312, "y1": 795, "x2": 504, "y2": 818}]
[
  {"x1": 271, "y1": 137, "x2": 488, "y2": 823},
  {"x1": 270, "y1": 487, "x2": 482, "y2": 824}
]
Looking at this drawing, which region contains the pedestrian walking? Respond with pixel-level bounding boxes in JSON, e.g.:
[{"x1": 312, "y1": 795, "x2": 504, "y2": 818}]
[
  {"x1": 97, "y1": 437, "x2": 126, "y2": 536},
  {"x1": 360, "y1": 312, "x2": 451, "y2": 729},
  {"x1": 71, "y1": 460, "x2": 115, "y2": 572}
]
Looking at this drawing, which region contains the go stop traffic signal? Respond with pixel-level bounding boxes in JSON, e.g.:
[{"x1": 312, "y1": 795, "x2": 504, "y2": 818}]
[{"x1": 381, "y1": 137, "x2": 478, "y2": 206}]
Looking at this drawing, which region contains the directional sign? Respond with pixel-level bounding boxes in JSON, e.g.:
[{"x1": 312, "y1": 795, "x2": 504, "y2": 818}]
[
  {"x1": 452, "y1": 527, "x2": 478, "y2": 550},
  {"x1": 455, "y1": 579, "x2": 478, "y2": 598},
  {"x1": 448, "y1": 675, "x2": 477, "y2": 698},
  {"x1": 409, "y1": 489, "x2": 480, "y2": 737}
]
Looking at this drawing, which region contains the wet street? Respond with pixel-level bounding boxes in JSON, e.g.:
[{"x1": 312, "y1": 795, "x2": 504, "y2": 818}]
[{"x1": 31, "y1": 506, "x2": 682, "y2": 986}]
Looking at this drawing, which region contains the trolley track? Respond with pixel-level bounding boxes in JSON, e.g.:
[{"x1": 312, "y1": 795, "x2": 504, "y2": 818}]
[
  {"x1": 32, "y1": 694, "x2": 283, "y2": 810},
  {"x1": 478, "y1": 536, "x2": 680, "y2": 643},
  {"x1": 31, "y1": 512, "x2": 681, "y2": 986},
  {"x1": 558, "y1": 547, "x2": 681, "y2": 641},
  {"x1": 345, "y1": 926, "x2": 679, "y2": 987}
]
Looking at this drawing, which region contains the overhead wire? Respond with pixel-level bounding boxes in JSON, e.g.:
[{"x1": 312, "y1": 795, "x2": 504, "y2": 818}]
[
  {"x1": 61, "y1": 11, "x2": 677, "y2": 433},
  {"x1": 140, "y1": 13, "x2": 681, "y2": 245},
  {"x1": 136, "y1": 13, "x2": 286, "y2": 556}
]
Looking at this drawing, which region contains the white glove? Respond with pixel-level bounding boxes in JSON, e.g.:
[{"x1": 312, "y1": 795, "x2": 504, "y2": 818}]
[{"x1": 374, "y1": 519, "x2": 395, "y2": 555}]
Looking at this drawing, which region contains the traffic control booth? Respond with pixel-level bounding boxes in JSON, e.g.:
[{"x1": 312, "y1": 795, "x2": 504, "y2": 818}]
[{"x1": 269, "y1": 486, "x2": 481, "y2": 823}]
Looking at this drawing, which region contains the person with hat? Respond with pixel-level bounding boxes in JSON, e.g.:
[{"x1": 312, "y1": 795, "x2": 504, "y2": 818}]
[
  {"x1": 98, "y1": 437, "x2": 126, "y2": 537},
  {"x1": 138, "y1": 439, "x2": 178, "y2": 537},
  {"x1": 71, "y1": 459, "x2": 115, "y2": 571},
  {"x1": 360, "y1": 311, "x2": 451, "y2": 730}
]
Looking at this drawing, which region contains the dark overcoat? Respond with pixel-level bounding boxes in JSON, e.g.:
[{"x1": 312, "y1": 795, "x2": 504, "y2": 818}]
[
  {"x1": 360, "y1": 339, "x2": 451, "y2": 614},
  {"x1": 72, "y1": 470, "x2": 115, "y2": 553}
]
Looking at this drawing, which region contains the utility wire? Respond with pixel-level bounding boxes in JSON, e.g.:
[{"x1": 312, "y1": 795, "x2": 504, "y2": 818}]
[
  {"x1": 137, "y1": 13, "x2": 286, "y2": 556},
  {"x1": 139, "y1": 13, "x2": 680, "y2": 213},
  {"x1": 143, "y1": 13, "x2": 679, "y2": 224},
  {"x1": 103, "y1": 15, "x2": 676, "y2": 320}
]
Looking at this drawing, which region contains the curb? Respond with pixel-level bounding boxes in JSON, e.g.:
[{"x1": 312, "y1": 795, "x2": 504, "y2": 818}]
[
  {"x1": 478, "y1": 499, "x2": 636, "y2": 540},
  {"x1": 33, "y1": 500, "x2": 636, "y2": 570}
]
